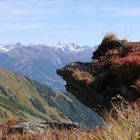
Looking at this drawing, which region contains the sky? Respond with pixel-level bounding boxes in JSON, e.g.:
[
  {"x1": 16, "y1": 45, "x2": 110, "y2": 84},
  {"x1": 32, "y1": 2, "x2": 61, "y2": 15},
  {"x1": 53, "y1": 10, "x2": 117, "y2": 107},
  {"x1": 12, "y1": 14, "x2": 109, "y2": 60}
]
[{"x1": 0, "y1": 0, "x2": 140, "y2": 46}]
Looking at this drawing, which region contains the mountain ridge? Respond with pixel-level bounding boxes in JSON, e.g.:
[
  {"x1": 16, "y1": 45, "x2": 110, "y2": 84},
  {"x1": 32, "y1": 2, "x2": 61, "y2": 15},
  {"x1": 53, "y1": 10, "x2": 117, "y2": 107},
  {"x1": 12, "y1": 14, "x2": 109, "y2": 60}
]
[
  {"x1": 0, "y1": 42, "x2": 95, "y2": 88},
  {"x1": 0, "y1": 42, "x2": 93, "y2": 53}
]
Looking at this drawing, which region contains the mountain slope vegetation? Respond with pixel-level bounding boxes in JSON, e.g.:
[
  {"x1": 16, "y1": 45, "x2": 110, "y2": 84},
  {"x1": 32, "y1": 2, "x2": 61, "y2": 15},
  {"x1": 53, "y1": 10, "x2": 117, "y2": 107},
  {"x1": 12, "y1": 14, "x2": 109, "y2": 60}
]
[{"x1": 0, "y1": 67, "x2": 100, "y2": 127}]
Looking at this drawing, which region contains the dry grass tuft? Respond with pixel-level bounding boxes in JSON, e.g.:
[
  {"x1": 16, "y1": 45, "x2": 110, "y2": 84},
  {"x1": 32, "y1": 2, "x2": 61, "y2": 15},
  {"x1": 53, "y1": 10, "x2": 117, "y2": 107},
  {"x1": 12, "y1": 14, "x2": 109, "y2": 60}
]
[
  {"x1": 1, "y1": 103, "x2": 140, "y2": 140},
  {"x1": 102, "y1": 32, "x2": 118, "y2": 43},
  {"x1": 73, "y1": 71, "x2": 94, "y2": 84}
]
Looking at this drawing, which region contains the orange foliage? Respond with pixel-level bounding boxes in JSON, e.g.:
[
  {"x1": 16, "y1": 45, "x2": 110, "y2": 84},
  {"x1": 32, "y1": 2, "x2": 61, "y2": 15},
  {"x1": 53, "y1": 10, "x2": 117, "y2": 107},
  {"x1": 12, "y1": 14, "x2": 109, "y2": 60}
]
[{"x1": 73, "y1": 71, "x2": 94, "y2": 85}]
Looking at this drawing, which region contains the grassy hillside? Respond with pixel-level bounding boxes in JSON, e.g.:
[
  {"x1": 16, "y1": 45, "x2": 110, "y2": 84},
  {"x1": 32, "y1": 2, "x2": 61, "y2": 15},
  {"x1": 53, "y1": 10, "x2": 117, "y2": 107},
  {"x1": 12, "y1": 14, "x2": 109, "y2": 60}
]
[
  {"x1": 1, "y1": 104, "x2": 140, "y2": 140},
  {"x1": 0, "y1": 67, "x2": 100, "y2": 127}
]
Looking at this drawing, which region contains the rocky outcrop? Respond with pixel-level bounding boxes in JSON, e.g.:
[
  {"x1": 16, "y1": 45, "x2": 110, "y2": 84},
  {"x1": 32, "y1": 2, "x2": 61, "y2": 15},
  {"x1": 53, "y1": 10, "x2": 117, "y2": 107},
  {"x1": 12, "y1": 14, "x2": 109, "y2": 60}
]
[
  {"x1": 57, "y1": 62, "x2": 112, "y2": 114},
  {"x1": 5, "y1": 122, "x2": 79, "y2": 134},
  {"x1": 57, "y1": 35, "x2": 140, "y2": 115}
]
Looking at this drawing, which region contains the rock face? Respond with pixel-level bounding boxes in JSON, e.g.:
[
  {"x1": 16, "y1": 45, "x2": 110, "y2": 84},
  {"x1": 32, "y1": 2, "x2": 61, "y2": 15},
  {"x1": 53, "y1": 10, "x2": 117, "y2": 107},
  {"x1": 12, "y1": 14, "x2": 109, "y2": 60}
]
[
  {"x1": 57, "y1": 35, "x2": 140, "y2": 115},
  {"x1": 57, "y1": 62, "x2": 111, "y2": 114},
  {"x1": 57, "y1": 62, "x2": 109, "y2": 112}
]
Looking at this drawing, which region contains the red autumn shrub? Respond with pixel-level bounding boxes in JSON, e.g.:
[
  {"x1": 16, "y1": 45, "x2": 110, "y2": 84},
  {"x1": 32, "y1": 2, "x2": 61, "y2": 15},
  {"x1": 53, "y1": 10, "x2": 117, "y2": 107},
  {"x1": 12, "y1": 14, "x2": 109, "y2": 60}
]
[
  {"x1": 111, "y1": 51, "x2": 140, "y2": 68},
  {"x1": 93, "y1": 48, "x2": 120, "y2": 70},
  {"x1": 128, "y1": 42, "x2": 140, "y2": 45},
  {"x1": 110, "y1": 51, "x2": 140, "y2": 85}
]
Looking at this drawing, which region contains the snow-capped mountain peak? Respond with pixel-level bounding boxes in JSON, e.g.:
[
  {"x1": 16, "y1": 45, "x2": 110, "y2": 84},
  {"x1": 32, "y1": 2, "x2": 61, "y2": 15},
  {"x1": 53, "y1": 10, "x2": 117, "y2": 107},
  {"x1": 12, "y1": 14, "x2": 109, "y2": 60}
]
[
  {"x1": 49, "y1": 42, "x2": 87, "y2": 52},
  {"x1": 0, "y1": 42, "x2": 24, "y2": 53},
  {"x1": 0, "y1": 42, "x2": 92, "y2": 54},
  {"x1": 0, "y1": 42, "x2": 94, "y2": 88},
  {"x1": 0, "y1": 44, "x2": 10, "y2": 52},
  {"x1": 50, "y1": 42, "x2": 66, "y2": 51}
]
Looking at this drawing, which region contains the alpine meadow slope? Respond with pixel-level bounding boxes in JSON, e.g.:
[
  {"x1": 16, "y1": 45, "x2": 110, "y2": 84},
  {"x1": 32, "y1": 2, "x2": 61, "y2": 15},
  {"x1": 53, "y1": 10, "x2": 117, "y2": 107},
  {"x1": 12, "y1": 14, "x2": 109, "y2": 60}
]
[{"x1": 0, "y1": 67, "x2": 101, "y2": 127}]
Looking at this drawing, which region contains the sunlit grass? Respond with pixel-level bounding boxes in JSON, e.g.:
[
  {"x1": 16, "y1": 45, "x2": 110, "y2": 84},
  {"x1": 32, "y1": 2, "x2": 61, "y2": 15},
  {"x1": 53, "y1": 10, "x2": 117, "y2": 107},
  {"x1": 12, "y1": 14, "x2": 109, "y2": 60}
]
[{"x1": 1, "y1": 102, "x2": 140, "y2": 140}]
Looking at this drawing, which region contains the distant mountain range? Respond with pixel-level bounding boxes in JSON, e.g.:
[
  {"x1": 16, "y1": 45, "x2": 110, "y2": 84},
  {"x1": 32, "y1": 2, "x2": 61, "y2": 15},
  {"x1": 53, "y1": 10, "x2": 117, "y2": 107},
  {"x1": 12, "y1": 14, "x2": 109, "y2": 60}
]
[
  {"x1": 0, "y1": 67, "x2": 101, "y2": 128},
  {"x1": 0, "y1": 42, "x2": 95, "y2": 89}
]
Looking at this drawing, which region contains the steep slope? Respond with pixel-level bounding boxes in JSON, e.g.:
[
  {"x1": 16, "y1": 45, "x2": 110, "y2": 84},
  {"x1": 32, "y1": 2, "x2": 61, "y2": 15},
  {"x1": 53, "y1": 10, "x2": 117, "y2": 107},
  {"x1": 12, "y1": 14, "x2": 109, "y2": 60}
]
[
  {"x1": 0, "y1": 67, "x2": 101, "y2": 127},
  {"x1": 0, "y1": 42, "x2": 94, "y2": 89},
  {"x1": 57, "y1": 34, "x2": 140, "y2": 115}
]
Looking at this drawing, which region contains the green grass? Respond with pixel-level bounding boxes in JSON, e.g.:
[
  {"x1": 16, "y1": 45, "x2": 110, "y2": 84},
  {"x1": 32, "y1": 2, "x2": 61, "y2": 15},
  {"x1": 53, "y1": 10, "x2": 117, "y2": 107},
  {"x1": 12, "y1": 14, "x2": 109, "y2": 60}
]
[{"x1": 0, "y1": 68, "x2": 99, "y2": 127}]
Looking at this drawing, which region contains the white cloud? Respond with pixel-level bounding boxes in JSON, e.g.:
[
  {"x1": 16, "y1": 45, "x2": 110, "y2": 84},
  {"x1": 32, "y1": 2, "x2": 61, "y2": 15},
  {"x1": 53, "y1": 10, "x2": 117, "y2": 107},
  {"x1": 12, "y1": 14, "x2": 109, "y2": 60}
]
[
  {"x1": 0, "y1": 0, "x2": 65, "y2": 21},
  {"x1": 120, "y1": 8, "x2": 140, "y2": 16},
  {"x1": 0, "y1": 0, "x2": 139, "y2": 31},
  {"x1": 0, "y1": 23, "x2": 47, "y2": 30},
  {"x1": 0, "y1": 0, "x2": 68, "y2": 30},
  {"x1": 76, "y1": 1, "x2": 140, "y2": 17}
]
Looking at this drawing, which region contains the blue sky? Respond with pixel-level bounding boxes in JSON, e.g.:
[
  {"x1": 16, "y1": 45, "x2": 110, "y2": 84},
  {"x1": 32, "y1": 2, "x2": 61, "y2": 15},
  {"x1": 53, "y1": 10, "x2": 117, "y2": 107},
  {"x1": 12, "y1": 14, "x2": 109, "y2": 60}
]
[{"x1": 0, "y1": 0, "x2": 140, "y2": 46}]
